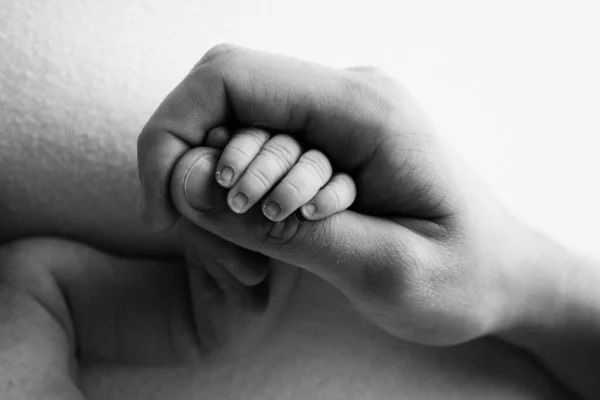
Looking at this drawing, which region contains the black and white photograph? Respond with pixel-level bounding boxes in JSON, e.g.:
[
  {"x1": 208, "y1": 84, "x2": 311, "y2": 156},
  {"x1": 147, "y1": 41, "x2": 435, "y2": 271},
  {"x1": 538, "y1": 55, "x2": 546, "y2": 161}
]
[{"x1": 1, "y1": 1, "x2": 599, "y2": 399}]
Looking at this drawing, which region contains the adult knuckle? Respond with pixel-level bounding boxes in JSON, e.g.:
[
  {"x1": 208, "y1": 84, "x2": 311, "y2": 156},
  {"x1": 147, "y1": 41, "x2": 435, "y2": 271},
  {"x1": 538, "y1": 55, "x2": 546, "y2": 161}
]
[
  {"x1": 340, "y1": 72, "x2": 395, "y2": 134},
  {"x1": 341, "y1": 69, "x2": 368, "y2": 94},
  {"x1": 361, "y1": 65, "x2": 387, "y2": 77},
  {"x1": 369, "y1": 66, "x2": 387, "y2": 76},
  {"x1": 209, "y1": 43, "x2": 237, "y2": 55},
  {"x1": 196, "y1": 43, "x2": 239, "y2": 66}
]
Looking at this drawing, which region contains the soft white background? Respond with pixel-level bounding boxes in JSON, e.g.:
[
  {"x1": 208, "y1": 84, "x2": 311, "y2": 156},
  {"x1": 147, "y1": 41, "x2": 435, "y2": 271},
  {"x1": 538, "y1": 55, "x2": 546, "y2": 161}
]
[{"x1": 2, "y1": 0, "x2": 599, "y2": 256}]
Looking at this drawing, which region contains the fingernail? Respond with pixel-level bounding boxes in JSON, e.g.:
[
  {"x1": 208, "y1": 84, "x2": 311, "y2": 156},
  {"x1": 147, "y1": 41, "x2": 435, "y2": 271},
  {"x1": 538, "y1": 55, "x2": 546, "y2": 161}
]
[
  {"x1": 262, "y1": 201, "x2": 282, "y2": 221},
  {"x1": 302, "y1": 203, "x2": 317, "y2": 218},
  {"x1": 293, "y1": 210, "x2": 308, "y2": 223},
  {"x1": 229, "y1": 193, "x2": 249, "y2": 213},
  {"x1": 270, "y1": 221, "x2": 286, "y2": 238},
  {"x1": 184, "y1": 155, "x2": 218, "y2": 211},
  {"x1": 215, "y1": 166, "x2": 234, "y2": 187}
]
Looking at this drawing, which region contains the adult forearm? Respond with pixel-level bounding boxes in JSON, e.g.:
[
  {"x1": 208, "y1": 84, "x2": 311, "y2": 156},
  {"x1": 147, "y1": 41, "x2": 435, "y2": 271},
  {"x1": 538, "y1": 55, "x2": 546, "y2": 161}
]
[{"x1": 499, "y1": 226, "x2": 600, "y2": 399}]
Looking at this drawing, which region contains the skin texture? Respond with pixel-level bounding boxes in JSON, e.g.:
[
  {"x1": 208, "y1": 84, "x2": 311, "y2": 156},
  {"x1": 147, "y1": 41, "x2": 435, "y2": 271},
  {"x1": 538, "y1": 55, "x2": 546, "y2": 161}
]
[
  {"x1": 0, "y1": 17, "x2": 574, "y2": 398},
  {"x1": 0, "y1": 4, "x2": 594, "y2": 398},
  {"x1": 0, "y1": 238, "x2": 571, "y2": 400},
  {"x1": 140, "y1": 45, "x2": 600, "y2": 398},
  {"x1": 139, "y1": 44, "x2": 525, "y2": 346}
]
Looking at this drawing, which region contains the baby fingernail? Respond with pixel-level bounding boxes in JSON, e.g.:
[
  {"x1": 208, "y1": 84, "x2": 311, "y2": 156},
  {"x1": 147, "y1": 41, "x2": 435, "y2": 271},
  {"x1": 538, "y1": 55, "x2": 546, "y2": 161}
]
[
  {"x1": 215, "y1": 166, "x2": 234, "y2": 187},
  {"x1": 269, "y1": 221, "x2": 286, "y2": 238},
  {"x1": 302, "y1": 203, "x2": 317, "y2": 218},
  {"x1": 229, "y1": 192, "x2": 249, "y2": 213},
  {"x1": 262, "y1": 201, "x2": 282, "y2": 221}
]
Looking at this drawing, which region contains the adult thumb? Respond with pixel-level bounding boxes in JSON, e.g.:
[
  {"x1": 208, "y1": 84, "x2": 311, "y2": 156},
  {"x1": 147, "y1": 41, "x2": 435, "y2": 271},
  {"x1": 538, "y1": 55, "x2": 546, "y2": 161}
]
[{"x1": 170, "y1": 147, "x2": 427, "y2": 296}]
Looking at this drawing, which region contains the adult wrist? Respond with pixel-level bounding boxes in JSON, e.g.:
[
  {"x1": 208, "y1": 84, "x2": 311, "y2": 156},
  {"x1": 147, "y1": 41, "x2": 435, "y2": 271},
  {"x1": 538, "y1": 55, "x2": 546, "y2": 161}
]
[{"x1": 493, "y1": 225, "x2": 600, "y2": 398}]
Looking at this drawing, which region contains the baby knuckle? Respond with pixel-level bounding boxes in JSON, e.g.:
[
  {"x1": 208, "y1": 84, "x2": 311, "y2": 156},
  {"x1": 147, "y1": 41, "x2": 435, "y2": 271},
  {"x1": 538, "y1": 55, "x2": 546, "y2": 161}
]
[
  {"x1": 260, "y1": 139, "x2": 299, "y2": 169},
  {"x1": 299, "y1": 150, "x2": 331, "y2": 181},
  {"x1": 270, "y1": 133, "x2": 301, "y2": 150},
  {"x1": 247, "y1": 219, "x2": 273, "y2": 249},
  {"x1": 225, "y1": 144, "x2": 254, "y2": 159},
  {"x1": 238, "y1": 128, "x2": 269, "y2": 142},
  {"x1": 246, "y1": 167, "x2": 273, "y2": 190},
  {"x1": 237, "y1": 128, "x2": 270, "y2": 145},
  {"x1": 250, "y1": 215, "x2": 314, "y2": 253},
  {"x1": 281, "y1": 178, "x2": 304, "y2": 197}
]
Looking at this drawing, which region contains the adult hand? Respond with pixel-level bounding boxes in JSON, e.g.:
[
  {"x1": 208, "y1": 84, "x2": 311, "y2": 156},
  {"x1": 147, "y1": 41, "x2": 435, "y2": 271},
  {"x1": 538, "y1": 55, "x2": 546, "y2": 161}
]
[
  {"x1": 138, "y1": 44, "x2": 529, "y2": 346},
  {"x1": 0, "y1": 234, "x2": 299, "y2": 399}
]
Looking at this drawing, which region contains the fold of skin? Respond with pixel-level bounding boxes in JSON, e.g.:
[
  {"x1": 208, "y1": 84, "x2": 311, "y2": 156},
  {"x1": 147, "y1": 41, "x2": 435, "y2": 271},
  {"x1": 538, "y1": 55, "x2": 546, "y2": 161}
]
[
  {"x1": 0, "y1": 2, "x2": 575, "y2": 399},
  {"x1": 1, "y1": 237, "x2": 572, "y2": 400}
]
